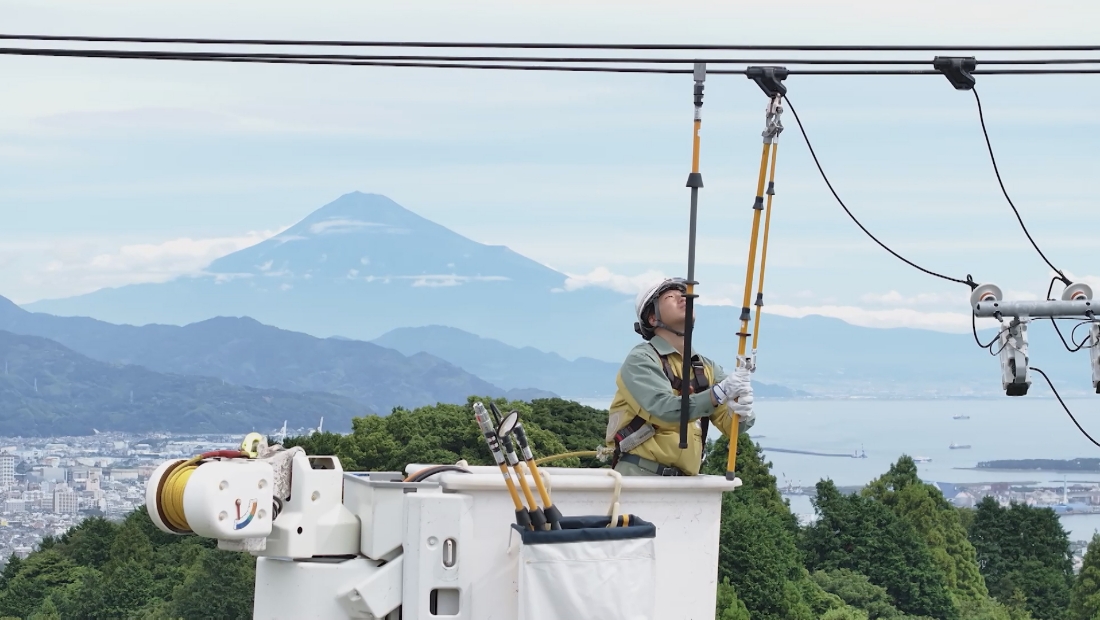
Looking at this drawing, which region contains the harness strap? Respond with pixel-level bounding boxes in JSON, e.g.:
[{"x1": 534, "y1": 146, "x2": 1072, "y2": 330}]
[{"x1": 612, "y1": 347, "x2": 714, "y2": 467}]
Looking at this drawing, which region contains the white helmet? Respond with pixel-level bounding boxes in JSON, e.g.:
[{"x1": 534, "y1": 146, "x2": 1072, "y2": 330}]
[{"x1": 634, "y1": 277, "x2": 687, "y2": 340}]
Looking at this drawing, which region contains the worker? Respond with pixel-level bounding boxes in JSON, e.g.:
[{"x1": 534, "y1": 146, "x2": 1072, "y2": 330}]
[{"x1": 606, "y1": 277, "x2": 755, "y2": 476}]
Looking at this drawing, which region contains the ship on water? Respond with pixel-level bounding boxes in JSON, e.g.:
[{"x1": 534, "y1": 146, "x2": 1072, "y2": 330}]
[
  {"x1": 953, "y1": 413, "x2": 971, "y2": 420},
  {"x1": 950, "y1": 442, "x2": 972, "y2": 450}
]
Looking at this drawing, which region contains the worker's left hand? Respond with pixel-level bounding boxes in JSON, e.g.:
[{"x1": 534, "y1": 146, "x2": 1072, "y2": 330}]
[
  {"x1": 730, "y1": 363, "x2": 753, "y2": 399},
  {"x1": 731, "y1": 395, "x2": 754, "y2": 423}
]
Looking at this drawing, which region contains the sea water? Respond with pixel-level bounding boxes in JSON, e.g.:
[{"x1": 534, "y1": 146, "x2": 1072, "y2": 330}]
[{"x1": 573, "y1": 396, "x2": 1100, "y2": 542}]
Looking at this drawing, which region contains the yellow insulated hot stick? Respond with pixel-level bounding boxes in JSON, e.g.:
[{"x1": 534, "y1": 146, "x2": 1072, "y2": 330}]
[
  {"x1": 490, "y1": 403, "x2": 548, "y2": 530},
  {"x1": 473, "y1": 403, "x2": 532, "y2": 530},
  {"x1": 728, "y1": 141, "x2": 772, "y2": 478},
  {"x1": 727, "y1": 67, "x2": 787, "y2": 481},
  {"x1": 499, "y1": 409, "x2": 562, "y2": 530},
  {"x1": 752, "y1": 143, "x2": 780, "y2": 356}
]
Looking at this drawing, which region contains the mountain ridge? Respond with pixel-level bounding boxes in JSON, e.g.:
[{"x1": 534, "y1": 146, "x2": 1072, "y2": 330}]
[
  {"x1": 0, "y1": 297, "x2": 555, "y2": 411},
  {"x1": 0, "y1": 329, "x2": 372, "y2": 436}
]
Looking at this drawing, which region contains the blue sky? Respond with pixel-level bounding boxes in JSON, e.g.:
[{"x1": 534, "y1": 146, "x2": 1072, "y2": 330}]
[{"x1": 2, "y1": 0, "x2": 1099, "y2": 333}]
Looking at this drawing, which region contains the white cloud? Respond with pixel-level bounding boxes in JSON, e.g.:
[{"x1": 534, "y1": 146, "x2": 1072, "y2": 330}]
[
  {"x1": 762, "y1": 303, "x2": 974, "y2": 333},
  {"x1": 308, "y1": 219, "x2": 387, "y2": 234},
  {"x1": 2, "y1": 228, "x2": 284, "y2": 303},
  {"x1": 858, "y1": 290, "x2": 967, "y2": 307},
  {"x1": 1063, "y1": 271, "x2": 1100, "y2": 296},
  {"x1": 77, "y1": 233, "x2": 275, "y2": 276},
  {"x1": 406, "y1": 275, "x2": 509, "y2": 287},
  {"x1": 563, "y1": 267, "x2": 668, "y2": 295}
]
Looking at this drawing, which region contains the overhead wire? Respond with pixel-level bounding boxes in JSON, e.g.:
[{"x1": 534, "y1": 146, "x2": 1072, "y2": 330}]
[
  {"x1": 1030, "y1": 367, "x2": 1100, "y2": 449},
  {"x1": 782, "y1": 95, "x2": 978, "y2": 289},
  {"x1": 6, "y1": 46, "x2": 1100, "y2": 75},
  {"x1": 971, "y1": 88, "x2": 1070, "y2": 284},
  {"x1": 4, "y1": 33, "x2": 1100, "y2": 52}
]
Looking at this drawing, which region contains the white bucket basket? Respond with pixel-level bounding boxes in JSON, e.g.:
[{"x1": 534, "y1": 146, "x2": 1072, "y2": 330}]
[{"x1": 513, "y1": 515, "x2": 657, "y2": 620}]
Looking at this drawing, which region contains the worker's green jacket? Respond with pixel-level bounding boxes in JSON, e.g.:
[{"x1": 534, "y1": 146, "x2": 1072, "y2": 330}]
[{"x1": 605, "y1": 334, "x2": 754, "y2": 475}]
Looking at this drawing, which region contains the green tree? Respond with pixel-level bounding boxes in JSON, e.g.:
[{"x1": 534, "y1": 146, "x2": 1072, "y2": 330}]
[
  {"x1": 100, "y1": 560, "x2": 155, "y2": 618},
  {"x1": 27, "y1": 597, "x2": 60, "y2": 620},
  {"x1": 968, "y1": 497, "x2": 1073, "y2": 620},
  {"x1": 523, "y1": 398, "x2": 610, "y2": 466},
  {"x1": 170, "y1": 549, "x2": 256, "y2": 620},
  {"x1": 862, "y1": 456, "x2": 989, "y2": 607},
  {"x1": 1069, "y1": 533, "x2": 1100, "y2": 620},
  {"x1": 104, "y1": 515, "x2": 155, "y2": 577},
  {"x1": 812, "y1": 569, "x2": 904, "y2": 619},
  {"x1": 715, "y1": 577, "x2": 752, "y2": 620},
  {"x1": 704, "y1": 434, "x2": 833, "y2": 620},
  {"x1": 0, "y1": 550, "x2": 82, "y2": 619},
  {"x1": 0, "y1": 554, "x2": 22, "y2": 590},
  {"x1": 802, "y1": 479, "x2": 959, "y2": 620},
  {"x1": 823, "y1": 608, "x2": 871, "y2": 620},
  {"x1": 298, "y1": 398, "x2": 586, "y2": 474},
  {"x1": 56, "y1": 516, "x2": 118, "y2": 570}
]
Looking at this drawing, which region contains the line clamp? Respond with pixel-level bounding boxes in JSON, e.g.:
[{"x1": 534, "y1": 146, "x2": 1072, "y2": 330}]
[
  {"x1": 933, "y1": 56, "x2": 977, "y2": 90},
  {"x1": 746, "y1": 65, "x2": 788, "y2": 97}
]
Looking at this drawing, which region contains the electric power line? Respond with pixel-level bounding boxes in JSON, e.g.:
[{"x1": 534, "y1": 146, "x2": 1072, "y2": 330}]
[
  {"x1": 4, "y1": 33, "x2": 1100, "y2": 52},
  {"x1": 783, "y1": 95, "x2": 977, "y2": 289},
  {"x1": 7, "y1": 46, "x2": 1100, "y2": 76},
  {"x1": 971, "y1": 87, "x2": 1069, "y2": 284},
  {"x1": 1030, "y1": 367, "x2": 1100, "y2": 449}
]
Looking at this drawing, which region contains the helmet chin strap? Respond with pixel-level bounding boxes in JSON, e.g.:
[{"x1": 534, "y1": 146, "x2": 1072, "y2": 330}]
[{"x1": 652, "y1": 304, "x2": 687, "y2": 338}]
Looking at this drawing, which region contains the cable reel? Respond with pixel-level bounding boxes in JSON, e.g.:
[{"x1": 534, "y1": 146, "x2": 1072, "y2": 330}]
[{"x1": 146, "y1": 448, "x2": 274, "y2": 541}]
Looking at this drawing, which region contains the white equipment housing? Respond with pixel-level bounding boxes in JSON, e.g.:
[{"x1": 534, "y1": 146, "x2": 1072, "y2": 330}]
[
  {"x1": 1091, "y1": 323, "x2": 1100, "y2": 394},
  {"x1": 998, "y1": 319, "x2": 1031, "y2": 396},
  {"x1": 148, "y1": 449, "x2": 740, "y2": 620}
]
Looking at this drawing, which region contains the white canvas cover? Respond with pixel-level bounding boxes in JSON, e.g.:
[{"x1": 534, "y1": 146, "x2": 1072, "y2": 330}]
[{"x1": 514, "y1": 515, "x2": 657, "y2": 620}]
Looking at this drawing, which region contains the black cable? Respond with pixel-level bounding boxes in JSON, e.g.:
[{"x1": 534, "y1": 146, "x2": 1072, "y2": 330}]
[
  {"x1": 1030, "y1": 367, "x2": 1100, "y2": 449},
  {"x1": 972, "y1": 88, "x2": 1069, "y2": 285},
  {"x1": 972, "y1": 311, "x2": 1010, "y2": 354},
  {"x1": 1054, "y1": 320, "x2": 1098, "y2": 353},
  {"x1": 1071, "y1": 321, "x2": 1098, "y2": 350},
  {"x1": 4, "y1": 33, "x2": 1100, "y2": 52},
  {"x1": 4, "y1": 45, "x2": 1100, "y2": 66},
  {"x1": 10, "y1": 50, "x2": 1100, "y2": 66},
  {"x1": 783, "y1": 95, "x2": 977, "y2": 289},
  {"x1": 0, "y1": 47, "x2": 689, "y2": 72},
  {"x1": 8, "y1": 47, "x2": 1100, "y2": 76}
]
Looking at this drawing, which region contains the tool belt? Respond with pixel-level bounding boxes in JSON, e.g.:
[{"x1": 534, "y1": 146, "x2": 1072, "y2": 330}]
[{"x1": 618, "y1": 453, "x2": 686, "y2": 476}]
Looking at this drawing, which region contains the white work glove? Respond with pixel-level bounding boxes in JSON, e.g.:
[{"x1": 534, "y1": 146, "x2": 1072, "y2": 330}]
[
  {"x1": 712, "y1": 365, "x2": 753, "y2": 406},
  {"x1": 731, "y1": 386, "x2": 754, "y2": 424}
]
